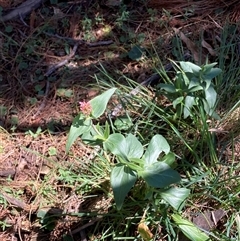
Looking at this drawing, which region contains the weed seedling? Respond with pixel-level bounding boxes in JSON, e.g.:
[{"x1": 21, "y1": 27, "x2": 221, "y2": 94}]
[{"x1": 66, "y1": 88, "x2": 188, "y2": 209}]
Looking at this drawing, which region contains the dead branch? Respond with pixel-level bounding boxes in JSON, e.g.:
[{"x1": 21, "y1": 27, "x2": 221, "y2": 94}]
[
  {"x1": 45, "y1": 42, "x2": 79, "y2": 77},
  {"x1": 44, "y1": 32, "x2": 114, "y2": 47},
  {"x1": 87, "y1": 40, "x2": 114, "y2": 47},
  {"x1": 0, "y1": 0, "x2": 46, "y2": 22},
  {"x1": 70, "y1": 218, "x2": 102, "y2": 235}
]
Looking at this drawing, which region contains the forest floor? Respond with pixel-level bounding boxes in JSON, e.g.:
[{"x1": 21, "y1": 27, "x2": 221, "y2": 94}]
[{"x1": 0, "y1": 1, "x2": 240, "y2": 240}]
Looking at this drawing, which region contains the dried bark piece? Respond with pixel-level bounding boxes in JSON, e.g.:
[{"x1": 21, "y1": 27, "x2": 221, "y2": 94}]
[
  {"x1": 202, "y1": 39, "x2": 217, "y2": 56},
  {"x1": 192, "y1": 209, "x2": 226, "y2": 231},
  {"x1": 173, "y1": 28, "x2": 203, "y2": 64},
  {"x1": 0, "y1": 169, "x2": 15, "y2": 177}
]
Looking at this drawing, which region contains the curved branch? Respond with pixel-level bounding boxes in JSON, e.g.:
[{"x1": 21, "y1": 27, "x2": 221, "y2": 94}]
[{"x1": 0, "y1": 0, "x2": 46, "y2": 22}]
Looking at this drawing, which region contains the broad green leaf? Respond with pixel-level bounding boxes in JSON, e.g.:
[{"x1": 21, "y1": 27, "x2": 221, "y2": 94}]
[
  {"x1": 203, "y1": 67, "x2": 222, "y2": 80},
  {"x1": 202, "y1": 62, "x2": 217, "y2": 72},
  {"x1": 125, "y1": 134, "x2": 143, "y2": 159},
  {"x1": 210, "y1": 110, "x2": 221, "y2": 120},
  {"x1": 173, "y1": 96, "x2": 184, "y2": 108},
  {"x1": 204, "y1": 85, "x2": 217, "y2": 109},
  {"x1": 111, "y1": 164, "x2": 137, "y2": 210},
  {"x1": 81, "y1": 125, "x2": 102, "y2": 146},
  {"x1": 90, "y1": 88, "x2": 117, "y2": 118},
  {"x1": 181, "y1": 72, "x2": 190, "y2": 86},
  {"x1": 188, "y1": 79, "x2": 200, "y2": 90},
  {"x1": 202, "y1": 65, "x2": 221, "y2": 90},
  {"x1": 128, "y1": 45, "x2": 144, "y2": 60},
  {"x1": 160, "y1": 187, "x2": 190, "y2": 211},
  {"x1": 128, "y1": 158, "x2": 144, "y2": 167},
  {"x1": 66, "y1": 114, "x2": 92, "y2": 153},
  {"x1": 114, "y1": 116, "x2": 133, "y2": 131},
  {"x1": 172, "y1": 214, "x2": 210, "y2": 241},
  {"x1": 104, "y1": 121, "x2": 110, "y2": 139},
  {"x1": 162, "y1": 152, "x2": 176, "y2": 167},
  {"x1": 202, "y1": 98, "x2": 210, "y2": 115},
  {"x1": 140, "y1": 162, "x2": 181, "y2": 188},
  {"x1": 104, "y1": 134, "x2": 143, "y2": 161},
  {"x1": 180, "y1": 62, "x2": 201, "y2": 73},
  {"x1": 188, "y1": 85, "x2": 203, "y2": 93},
  {"x1": 144, "y1": 134, "x2": 170, "y2": 166},
  {"x1": 103, "y1": 133, "x2": 127, "y2": 160},
  {"x1": 158, "y1": 83, "x2": 176, "y2": 93},
  {"x1": 184, "y1": 95, "x2": 195, "y2": 119}
]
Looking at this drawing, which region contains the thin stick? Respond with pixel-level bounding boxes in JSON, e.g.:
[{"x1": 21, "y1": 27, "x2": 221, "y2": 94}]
[
  {"x1": 70, "y1": 218, "x2": 101, "y2": 235},
  {"x1": 44, "y1": 32, "x2": 114, "y2": 47},
  {"x1": 0, "y1": 0, "x2": 46, "y2": 22},
  {"x1": 45, "y1": 42, "x2": 79, "y2": 76}
]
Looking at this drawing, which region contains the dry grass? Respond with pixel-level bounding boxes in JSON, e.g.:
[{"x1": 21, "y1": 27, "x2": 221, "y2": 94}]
[{"x1": 148, "y1": 0, "x2": 240, "y2": 19}]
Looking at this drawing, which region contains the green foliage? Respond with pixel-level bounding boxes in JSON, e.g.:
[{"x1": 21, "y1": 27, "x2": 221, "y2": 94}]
[
  {"x1": 0, "y1": 220, "x2": 11, "y2": 231},
  {"x1": 66, "y1": 88, "x2": 184, "y2": 210},
  {"x1": 90, "y1": 88, "x2": 117, "y2": 118},
  {"x1": 160, "y1": 187, "x2": 190, "y2": 211},
  {"x1": 66, "y1": 88, "x2": 116, "y2": 152},
  {"x1": 48, "y1": 147, "x2": 57, "y2": 156},
  {"x1": 37, "y1": 209, "x2": 57, "y2": 231},
  {"x1": 105, "y1": 133, "x2": 181, "y2": 209},
  {"x1": 25, "y1": 127, "x2": 43, "y2": 138},
  {"x1": 172, "y1": 214, "x2": 210, "y2": 241},
  {"x1": 128, "y1": 45, "x2": 145, "y2": 60},
  {"x1": 66, "y1": 114, "x2": 92, "y2": 153},
  {"x1": 110, "y1": 164, "x2": 137, "y2": 210},
  {"x1": 158, "y1": 62, "x2": 222, "y2": 119}
]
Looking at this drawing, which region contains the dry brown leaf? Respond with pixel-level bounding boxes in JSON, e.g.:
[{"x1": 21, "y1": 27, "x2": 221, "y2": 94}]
[
  {"x1": 138, "y1": 222, "x2": 154, "y2": 241},
  {"x1": 52, "y1": 6, "x2": 65, "y2": 18},
  {"x1": 201, "y1": 39, "x2": 216, "y2": 56},
  {"x1": 192, "y1": 209, "x2": 226, "y2": 231},
  {"x1": 173, "y1": 28, "x2": 204, "y2": 64}
]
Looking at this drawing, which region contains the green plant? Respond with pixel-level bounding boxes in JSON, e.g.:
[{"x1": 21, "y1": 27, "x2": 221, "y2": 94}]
[
  {"x1": 115, "y1": 5, "x2": 130, "y2": 29},
  {"x1": 81, "y1": 16, "x2": 95, "y2": 41},
  {"x1": 158, "y1": 61, "x2": 222, "y2": 120},
  {"x1": 0, "y1": 193, "x2": 8, "y2": 208},
  {"x1": 0, "y1": 220, "x2": 11, "y2": 231},
  {"x1": 66, "y1": 88, "x2": 187, "y2": 210},
  {"x1": 25, "y1": 126, "x2": 43, "y2": 138},
  {"x1": 37, "y1": 209, "x2": 58, "y2": 231}
]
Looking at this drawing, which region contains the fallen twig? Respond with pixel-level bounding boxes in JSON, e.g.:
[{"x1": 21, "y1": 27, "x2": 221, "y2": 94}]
[
  {"x1": 44, "y1": 32, "x2": 114, "y2": 47},
  {"x1": 70, "y1": 218, "x2": 102, "y2": 235},
  {"x1": 87, "y1": 40, "x2": 114, "y2": 47},
  {"x1": 45, "y1": 42, "x2": 79, "y2": 77},
  {"x1": 0, "y1": 0, "x2": 46, "y2": 22}
]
